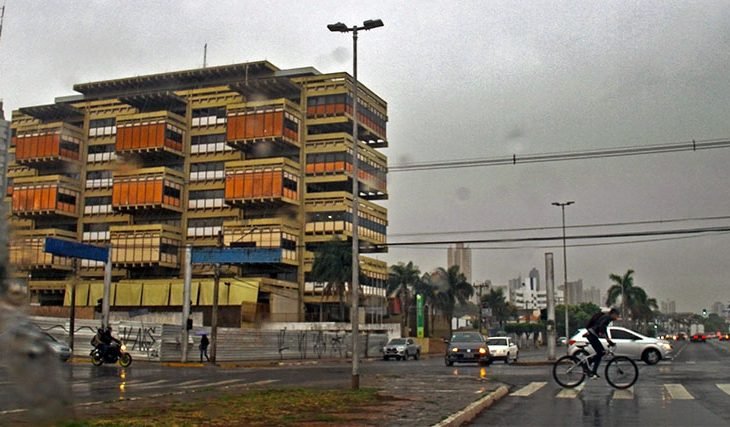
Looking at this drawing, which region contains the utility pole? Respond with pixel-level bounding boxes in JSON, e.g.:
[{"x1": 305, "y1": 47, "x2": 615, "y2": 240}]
[
  {"x1": 69, "y1": 259, "x2": 78, "y2": 350},
  {"x1": 210, "y1": 230, "x2": 223, "y2": 363},
  {"x1": 545, "y1": 253, "x2": 556, "y2": 360},
  {"x1": 328, "y1": 18, "x2": 384, "y2": 391},
  {"x1": 552, "y1": 201, "x2": 574, "y2": 349},
  {"x1": 181, "y1": 245, "x2": 192, "y2": 363}
]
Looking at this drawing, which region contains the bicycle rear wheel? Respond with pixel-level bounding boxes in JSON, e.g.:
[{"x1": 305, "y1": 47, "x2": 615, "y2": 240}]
[
  {"x1": 552, "y1": 355, "x2": 586, "y2": 388},
  {"x1": 605, "y1": 356, "x2": 638, "y2": 389}
]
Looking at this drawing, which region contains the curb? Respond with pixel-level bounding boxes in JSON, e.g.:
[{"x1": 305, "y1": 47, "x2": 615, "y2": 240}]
[
  {"x1": 431, "y1": 385, "x2": 509, "y2": 427},
  {"x1": 514, "y1": 360, "x2": 554, "y2": 366}
]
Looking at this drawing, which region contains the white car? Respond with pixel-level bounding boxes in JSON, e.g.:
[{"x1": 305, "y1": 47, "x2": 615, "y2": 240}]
[
  {"x1": 568, "y1": 326, "x2": 673, "y2": 365},
  {"x1": 485, "y1": 336, "x2": 519, "y2": 364}
]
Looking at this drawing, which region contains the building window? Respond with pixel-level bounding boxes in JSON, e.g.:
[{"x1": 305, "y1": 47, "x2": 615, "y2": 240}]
[
  {"x1": 192, "y1": 107, "x2": 227, "y2": 127},
  {"x1": 89, "y1": 118, "x2": 117, "y2": 137}
]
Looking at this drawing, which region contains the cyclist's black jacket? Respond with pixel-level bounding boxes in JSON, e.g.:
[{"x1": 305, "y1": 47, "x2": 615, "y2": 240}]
[{"x1": 586, "y1": 313, "x2": 612, "y2": 337}]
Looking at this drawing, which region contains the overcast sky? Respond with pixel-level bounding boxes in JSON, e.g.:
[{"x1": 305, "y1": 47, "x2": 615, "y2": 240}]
[{"x1": 2, "y1": 1, "x2": 730, "y2": 313}]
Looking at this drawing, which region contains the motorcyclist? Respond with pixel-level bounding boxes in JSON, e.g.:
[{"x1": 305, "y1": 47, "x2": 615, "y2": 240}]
[{"x1": 99, "y1": 326, "x2": 121, "y2": 359}]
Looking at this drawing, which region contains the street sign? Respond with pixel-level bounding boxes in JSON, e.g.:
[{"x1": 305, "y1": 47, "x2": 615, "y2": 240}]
[
  {"x1": 191, "y1": 247, "x2": 282, "y2": 264},
  {"x1": 44, "y1": 237, "x2": 108, "y2": 262}
]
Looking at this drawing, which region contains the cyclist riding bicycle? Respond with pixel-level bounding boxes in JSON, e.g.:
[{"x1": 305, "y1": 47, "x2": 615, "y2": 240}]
[{"x1": 584, "y1": 307, "x2": 620, "y2": 379}]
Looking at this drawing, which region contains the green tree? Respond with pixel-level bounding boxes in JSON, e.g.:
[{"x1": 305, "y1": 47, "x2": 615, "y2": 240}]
[
  {"x1": 606, "y1": 269, "x2": 657, "y2": 328},
  {"x1": 481, "y1": 288, "x2": 515, "y2": 327},
  {"x1": 388, "y1": 261, "x2": 421, "y2": 334},
  {"x1": 310, "y1": 238, "x2": 351, "y2": 322},
  {"x1": 552, "y1": 302, "x2": 601, "y2": 336},
  {"x1": 430, "y1": 266, "x2": 474, "y2": 337}
]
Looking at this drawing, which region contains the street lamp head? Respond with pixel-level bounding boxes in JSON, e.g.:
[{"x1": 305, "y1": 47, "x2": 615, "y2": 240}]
[
  {"x1": 327, "y1": 22, "x2": 349, "y2": 32},
  {"x1": 363, "y1": 19, "x2": 384, "y2": 30}
]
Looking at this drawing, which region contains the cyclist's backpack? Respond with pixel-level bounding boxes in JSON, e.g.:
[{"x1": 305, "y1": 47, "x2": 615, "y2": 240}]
[{"x1": 586, "y1": 311, "x2": 603, "y2": 329}]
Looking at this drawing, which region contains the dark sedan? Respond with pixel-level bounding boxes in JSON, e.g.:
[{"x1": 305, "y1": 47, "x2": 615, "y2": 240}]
[{"x1": 444, "y1": 332, "x2": 490, "y2": 366}]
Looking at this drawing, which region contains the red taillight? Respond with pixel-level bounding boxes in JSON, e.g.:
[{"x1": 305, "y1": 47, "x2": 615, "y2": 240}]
[{"x1": 568, "y1": 339, "x2": 576, "y2": 346}]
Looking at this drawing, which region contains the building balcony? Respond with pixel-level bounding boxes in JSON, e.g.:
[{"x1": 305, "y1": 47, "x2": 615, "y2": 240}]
[
  {"x1": 11, "y1": 175, "x2": 81, "y2": 218},
  {"x1": 9, "y1": 229, "x2": 76, "y2": 272},
  {"x1": 305, "y1": 134, "x2": 387, "y2": 200},
  {"x1": 298, "y1": 73, "x2": 387, "y2": 146},
  {"x1": 224, "y1": 158, "x2": 300, "y2": 207},
  {"x1": 112, "y1": 167, "x2": 184, "y2": 213},
  {"x1": 13, "y1": 122, "x2": 83, "y2": 167},
  {"x1": 226, "y1": 99, "x2": 301, "y2": 151},
  {"x1": 115, "y1": 111, "x2": 186, "y2": 160},
  {"x1": 304, "y1": 191, "x2": 387, "y2": 251},
  {"x1": 110, "y1": 224, "x2": 181, "y2": 268},
  {"x1": 223, "y1": 218, "x2": 300, "y2": 265}
]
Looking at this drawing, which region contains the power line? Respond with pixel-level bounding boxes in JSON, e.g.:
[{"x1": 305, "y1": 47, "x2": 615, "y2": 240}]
[
  {"x1": 386, "y1": 231, "x2": 730, "y2": 251},
  {"x1": 378, "y1": 225, "x2": 730, "y2": 249},
  {"x1": 389, "y1": 137, "x2": 730, "y2": 172},
  {"x1": 388, "y1": 214, "x2": 730, "y2": 238}
]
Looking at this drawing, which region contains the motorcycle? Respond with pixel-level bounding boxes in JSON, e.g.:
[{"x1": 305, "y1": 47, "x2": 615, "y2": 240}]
[{"x1": 90, "y1": 342, "x2": 133, "y2": 367}]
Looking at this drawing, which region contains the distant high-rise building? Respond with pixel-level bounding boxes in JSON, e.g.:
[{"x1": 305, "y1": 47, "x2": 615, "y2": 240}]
[
  {"x1": 529, "y1": 267, "x2": 540, "y2": 292},
  {"x1": 660, "y1": 300, "x2": 676, "y2": 314},
  {"x1": 583, "y1": 287, "x2": 602, "y2": 306},
  {"x1": 566, "y1": 279, "x2": 583, "y2": 305},
  {"x1": 712, "y1": 301, "x2": 725, "y2": 315},
  {"x1": 448, "y1": 242, "x2": 472, "y2": 283},
  {"x1": 508, "y1": 276, "x2": 522, "y2": 303}
]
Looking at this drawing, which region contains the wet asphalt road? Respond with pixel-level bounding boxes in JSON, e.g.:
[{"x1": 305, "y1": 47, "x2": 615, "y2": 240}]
[
  {"x1": 472, "y1": 339, "x2": 730, "y2": 426},
  {"x1": 2, "y1": 340, "x2": 730, "y2": 426}
]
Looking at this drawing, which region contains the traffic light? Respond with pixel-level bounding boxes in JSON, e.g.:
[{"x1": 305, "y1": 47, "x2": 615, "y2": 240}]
[
  {"x1": 95, "y1": 298, "x2": 103, "y2": 313},
  {"x1": 186, "y1": 318, "x2": 193, "y2": 330},
  {"x1": 702, "y1": 308, "x2": 708, "y2": 318}
]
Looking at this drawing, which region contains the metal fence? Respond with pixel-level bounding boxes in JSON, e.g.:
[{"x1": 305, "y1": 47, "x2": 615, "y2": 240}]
[{"x1": 30, "y1": 316, "x2": 391, "y2": 362}]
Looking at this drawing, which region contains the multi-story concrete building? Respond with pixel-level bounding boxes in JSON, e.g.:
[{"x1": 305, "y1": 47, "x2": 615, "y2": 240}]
[
  {"x1": 529, "y1": 267, "x2": 540, "y2": 292},
  {"x1": 6, "y1": 61, "x2": 389, "y2": 325},
  {"x1": 583, "y1": 286, "x2": 603, "y2": 306},
  {"x1": 447, "y1": 242, "x2": 472, "y2": 283},
  {"x1": 566, "y1": 279, "x2": 583, "y2": 306},
  {"x1": 711, "y1": 301, "x2": 725, "y2": 316},
  {"x1": 660, "y1": 300, "x2": 676, "y2": 314},
  {"x1": 0, "y1": 101, "x2": 9, "y2": 202}
]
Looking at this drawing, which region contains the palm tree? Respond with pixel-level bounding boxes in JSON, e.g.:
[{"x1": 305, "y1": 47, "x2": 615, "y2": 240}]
[
  {"x1": 310, "y1": 238, "x2": 351, "y2": 322},
  {"x1": 606, "y1": 269, "x2": 657, "y2": 328},
  {"x1": 388, "y1": 261, "x2": 421, "y2": 335},
  {"x1": 430, "y1": 266, "x2": 474, "y2": 337},
  {"x1": 415, "y1": 272, "x2": 437, "y2": 336}
]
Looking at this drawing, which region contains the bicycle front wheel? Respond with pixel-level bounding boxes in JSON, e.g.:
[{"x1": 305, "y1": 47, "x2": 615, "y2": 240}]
[
  {"x1": 605, "y1": 356, "x2": 638, "y2": 389},
  {"x1": 552, "y1": 355, "x2": 586, "y2": 388}
]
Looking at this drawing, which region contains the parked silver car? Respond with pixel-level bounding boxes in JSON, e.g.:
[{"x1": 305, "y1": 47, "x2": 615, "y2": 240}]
[
  {"x1": 568, "y1": 326, "x2": 673, "y2": 365},
  {"x1": 382, "y1": 337, "x2": 421, "y2": 360}
]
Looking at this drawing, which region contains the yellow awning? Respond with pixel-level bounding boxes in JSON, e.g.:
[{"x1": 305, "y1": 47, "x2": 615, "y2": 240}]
[
  {"x1": 226, "y1": 278, "x2": 259, "y2": 305},
  {"x1": 63, "y1": 283, "x2": 89, "y2": 306},
  {"x1": 88, "y1": 282, "x2": 108, "y2": 307},
  {"x1": 170, "y1": 280, "x2": 200, "y2": 306},
  {"x1": 115, "y1": 282, "x2": 142, "y2": 306},
  {"x1": 142, "y1": 282, "x2": 171, "y2": 306}
]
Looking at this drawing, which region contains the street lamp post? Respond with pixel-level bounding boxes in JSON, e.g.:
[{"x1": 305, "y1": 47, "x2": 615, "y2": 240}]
[
  {"x1": 328, "y1": 18, "x2": 384, "y2": 390},
  {"x1": 552, "y1": 201, "x2": 574, "y2": 350}
]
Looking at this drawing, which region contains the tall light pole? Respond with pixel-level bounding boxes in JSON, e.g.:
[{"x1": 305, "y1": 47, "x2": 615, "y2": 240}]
[
  {"x1": 552, "y1": 201, "x2": 574, "y2": 348},
  {"x1": 328, "y1": 18, "x2": 384, "y2": 390}
]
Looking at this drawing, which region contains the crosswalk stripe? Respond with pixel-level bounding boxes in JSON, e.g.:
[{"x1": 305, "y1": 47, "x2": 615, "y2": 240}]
[
  {"x1": 717, "y1": 384, "x2": 730, "y2": 396},
  {"x1": 613, "y1": 386, "x2": 634, "y2": 400},
  {"x1": 510, "y1": 382, "x2": 547, "y2": 397},
  {"x1": 556, "y1": 383, "x2": 584, "y2": 399},
  {"x1": 176, "y1": 379, "x2": 205, "y2": 387},
  {"x1": 664, "y1": 384, "x2": 694, "y2": 400}
]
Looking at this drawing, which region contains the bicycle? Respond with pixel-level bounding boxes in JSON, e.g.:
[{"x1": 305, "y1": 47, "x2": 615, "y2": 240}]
[{"x1": 552, "y1": 344, "x2": 638, "y2": 389}]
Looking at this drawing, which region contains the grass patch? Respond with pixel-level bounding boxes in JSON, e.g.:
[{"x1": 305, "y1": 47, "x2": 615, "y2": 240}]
[{"x1": 69, "y1": 388, "x2": 380, "y2": 427}]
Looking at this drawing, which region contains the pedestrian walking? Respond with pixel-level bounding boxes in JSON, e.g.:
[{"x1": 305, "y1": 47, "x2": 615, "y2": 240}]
[{"x1": 199, "y1": 334, "x2": 210, "y2": 362}]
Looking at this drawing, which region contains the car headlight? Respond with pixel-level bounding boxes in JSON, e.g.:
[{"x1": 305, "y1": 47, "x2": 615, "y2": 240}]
[
  {"x1": 479, "y1": 348, "x2": 487, "y2": 355},
  {"x1": 451, "y1": 347, "x2": 459, "y2": 352}
]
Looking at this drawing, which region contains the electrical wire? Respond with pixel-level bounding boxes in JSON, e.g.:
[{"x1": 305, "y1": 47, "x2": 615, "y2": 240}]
[{"x1": 389, "y1": 137, "x2": 730, "y2": 172}]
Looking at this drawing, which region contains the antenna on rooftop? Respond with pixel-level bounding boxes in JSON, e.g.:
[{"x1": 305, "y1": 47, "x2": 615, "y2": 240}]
[
  {"x1": 0, "y1": 3, "x2": 6, "y2": 45},
  {"x1": 203, "y1": 43, "x2": 207, "y2": 68}
]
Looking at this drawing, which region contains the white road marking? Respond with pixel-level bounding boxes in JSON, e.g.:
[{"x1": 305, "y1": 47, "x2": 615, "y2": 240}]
[
  {"x1": 556, "y1": 383, "x2": 585, "y2": 399},
  {"x1": 613, "y1": 386, "x2": 634, "y2": 400},
  {"x1": 176, "y1": 379, "x2": 205, "y2": 387},
  {"x1": 664, "y1": 384, "x2": 694, "y2": 400},
  {"x1": 717, "y1": 384, "x2": 730, "y2": 396},
  {"x1": 510, "y1": 381, "x2": 547, "y2": 397}
]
